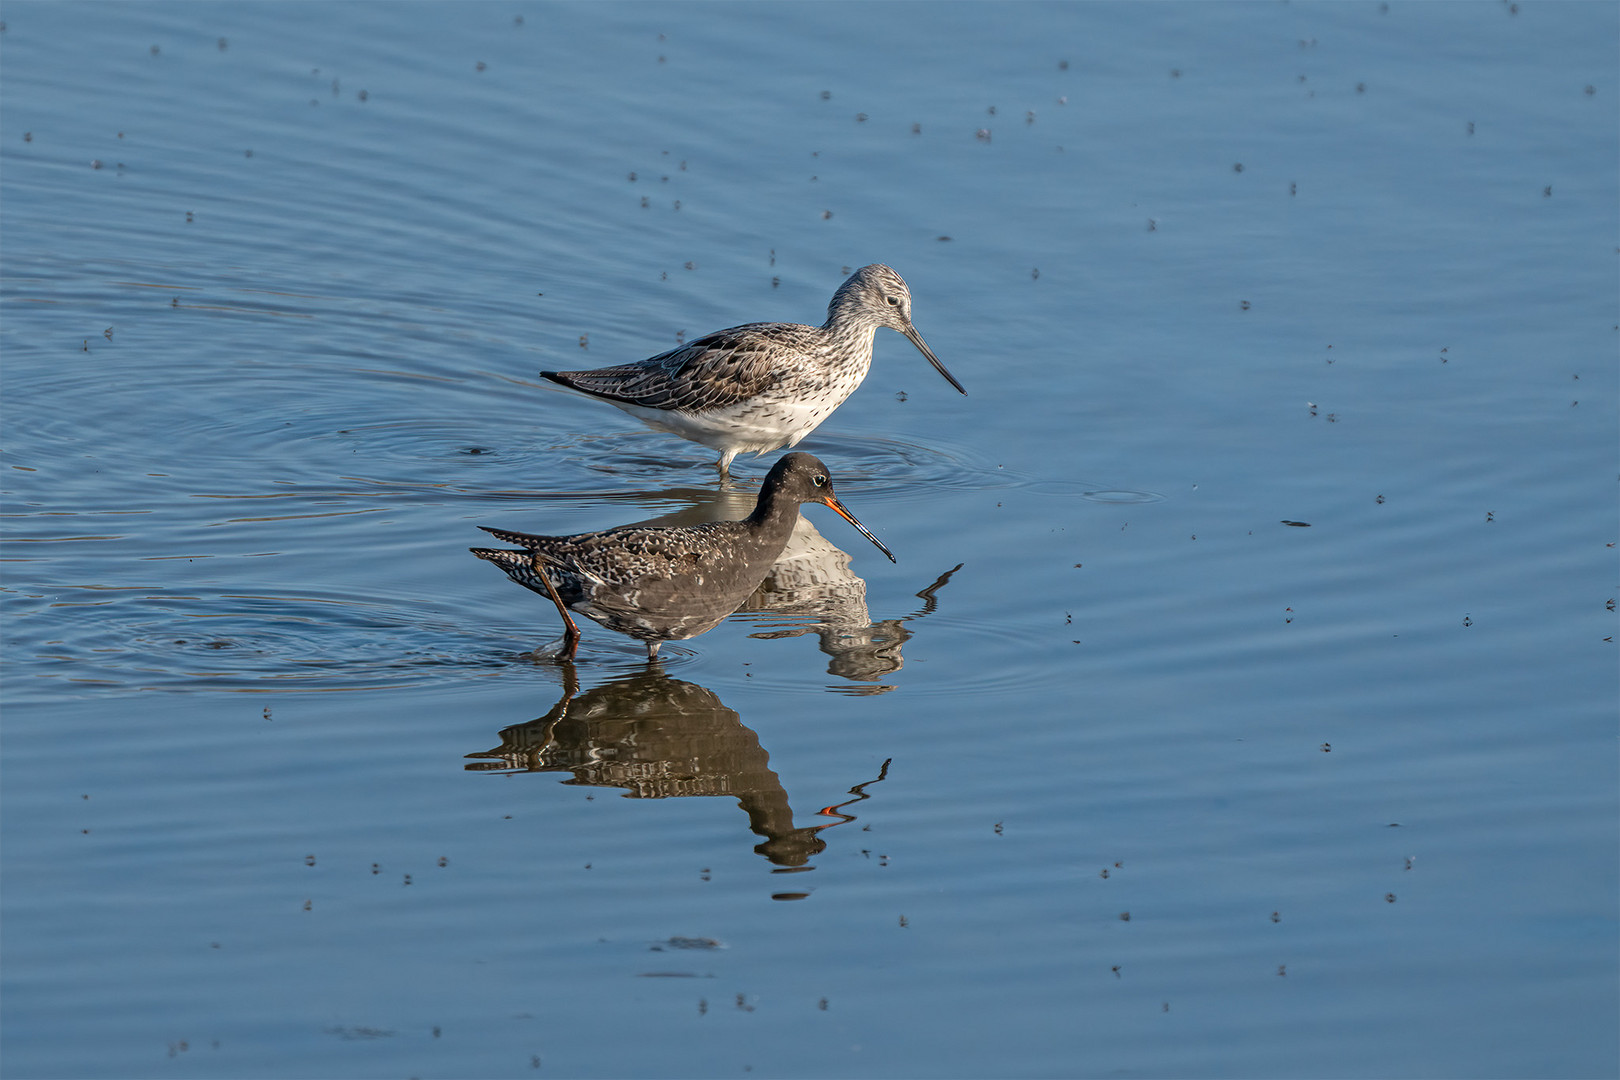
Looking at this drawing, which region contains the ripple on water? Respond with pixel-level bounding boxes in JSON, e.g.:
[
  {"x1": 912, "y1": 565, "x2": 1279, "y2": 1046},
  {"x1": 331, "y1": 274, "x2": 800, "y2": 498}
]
[
  {"x1": 900, "y1": 620, "x2": 1072, "y2": 699},
  {"x1": 461, "y1": 428, "x2": 1016, "y2": 497},
  {"x1": 469, "y1": 428, "x2": 1164, "y2": 506},
  {"x1": 673, "y1": 611, "x2": 1064, "y2": 701},
  {"x1": 2, "y1": 586, "x2": 531, "y2": 698},
  {"x1": 283, "y1": 410, "x2": 1167, "y2": 508}
]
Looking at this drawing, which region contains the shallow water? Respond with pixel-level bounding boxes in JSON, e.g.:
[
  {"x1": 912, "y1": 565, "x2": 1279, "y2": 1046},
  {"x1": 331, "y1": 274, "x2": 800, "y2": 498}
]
[{"x1": 3, "y1": 3, "x2": 1616, "y2": 1078}]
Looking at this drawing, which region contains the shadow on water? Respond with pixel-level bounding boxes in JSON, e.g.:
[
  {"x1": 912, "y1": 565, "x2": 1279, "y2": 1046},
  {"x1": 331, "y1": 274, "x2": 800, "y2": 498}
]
[{"x1": 465, "y1": 665, "x2": 891, "y2": 880}]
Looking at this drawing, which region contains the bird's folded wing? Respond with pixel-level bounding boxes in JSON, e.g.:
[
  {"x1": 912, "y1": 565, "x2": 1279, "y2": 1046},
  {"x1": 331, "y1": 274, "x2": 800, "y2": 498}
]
[{"x1": 546, "y1": 323, "x2": 804, "y2": 411}]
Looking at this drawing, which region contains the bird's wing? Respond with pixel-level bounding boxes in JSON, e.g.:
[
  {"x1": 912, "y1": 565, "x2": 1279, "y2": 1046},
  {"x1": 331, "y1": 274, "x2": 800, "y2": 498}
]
[
  {"x1": 477, "y1": 524, "x2": 718, "y2": 580},
  {"x1": 542, "y1": 323, "x2": 810, "y2": 412}
]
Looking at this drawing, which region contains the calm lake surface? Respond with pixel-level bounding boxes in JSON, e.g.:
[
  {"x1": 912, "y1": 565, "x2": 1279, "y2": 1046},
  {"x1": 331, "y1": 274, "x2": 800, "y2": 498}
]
[{"x1": 2, "y1": 3, "x2": 1616, "y2": 1077}]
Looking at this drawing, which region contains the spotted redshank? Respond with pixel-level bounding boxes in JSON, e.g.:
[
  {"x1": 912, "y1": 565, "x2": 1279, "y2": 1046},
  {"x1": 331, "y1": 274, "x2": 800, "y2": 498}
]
[
  {"x1": 470, "y1": 452, "x2": 894, "y2": 660},
  {"x1": 540, "y1": 264, "x2": 964, "y2": 476}
]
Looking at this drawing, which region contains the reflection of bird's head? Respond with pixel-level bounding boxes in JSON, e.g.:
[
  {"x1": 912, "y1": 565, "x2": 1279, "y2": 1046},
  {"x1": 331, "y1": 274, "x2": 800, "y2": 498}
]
[{"x1": 755, "y1": 830, "x2": 827, "y2": 867}]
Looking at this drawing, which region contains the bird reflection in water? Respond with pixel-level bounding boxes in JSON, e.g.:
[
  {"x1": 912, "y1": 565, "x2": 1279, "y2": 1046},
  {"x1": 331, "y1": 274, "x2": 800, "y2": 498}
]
[
  {"x1": 466, "y1": 668, "x2": 889, "y2": 870},
  {"x1": 742, "y1": 515, "x2": 962, "y2": 689}
]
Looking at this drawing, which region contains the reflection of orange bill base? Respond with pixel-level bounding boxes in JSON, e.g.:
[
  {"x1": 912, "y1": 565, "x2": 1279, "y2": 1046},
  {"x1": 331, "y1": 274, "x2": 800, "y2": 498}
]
[{"x1": 813, "y1": 758, "x2": 893, "y2": 830}]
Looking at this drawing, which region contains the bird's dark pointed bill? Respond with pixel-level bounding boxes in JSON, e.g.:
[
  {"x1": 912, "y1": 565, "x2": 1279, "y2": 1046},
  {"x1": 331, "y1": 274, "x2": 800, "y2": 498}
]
[
  {"x1": 904, "y1": 325, "x2": 966, "y2": 395},
  {"x1": 821, "y1": 496, "x2": 897, "y2": 562}
]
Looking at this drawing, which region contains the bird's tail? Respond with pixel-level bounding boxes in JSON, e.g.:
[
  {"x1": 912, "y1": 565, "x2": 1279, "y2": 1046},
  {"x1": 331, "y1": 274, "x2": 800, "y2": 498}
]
[
  {"x1": 469, "y1": 546, "x2": 560, "y2": 598},
  {"x1": 478, "y1": 524, "x2": 557, "y2": 548}
]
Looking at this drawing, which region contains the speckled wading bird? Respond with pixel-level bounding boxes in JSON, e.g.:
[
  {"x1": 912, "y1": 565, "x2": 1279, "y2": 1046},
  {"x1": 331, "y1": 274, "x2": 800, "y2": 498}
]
[
  {"x1": 470, "y1": 453, "x2": 894, "y2": 660},
  {"x1": 540, "y1": 264, "x2": 965, "y2": 476}
]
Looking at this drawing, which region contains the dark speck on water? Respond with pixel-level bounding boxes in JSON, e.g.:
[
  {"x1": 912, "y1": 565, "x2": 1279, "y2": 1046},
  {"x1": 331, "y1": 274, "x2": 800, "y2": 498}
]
[{"x1": 0, "y1": 4, "x2": 1611, "y2": 1079}]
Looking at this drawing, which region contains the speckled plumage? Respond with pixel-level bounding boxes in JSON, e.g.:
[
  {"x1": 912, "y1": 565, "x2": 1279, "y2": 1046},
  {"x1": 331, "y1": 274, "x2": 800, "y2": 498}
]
[
  {"x1": 470, "y1": 452, "x2": 894, "y2": 660},
  {"x1": 541, "y1": 264, "x2": 965, "y2": 474}
]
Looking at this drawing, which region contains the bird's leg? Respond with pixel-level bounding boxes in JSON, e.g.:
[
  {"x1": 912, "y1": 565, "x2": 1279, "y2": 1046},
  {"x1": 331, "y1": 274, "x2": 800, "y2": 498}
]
[{"x1": 532, "y1": 558, "x2": 581, "y2": 659}]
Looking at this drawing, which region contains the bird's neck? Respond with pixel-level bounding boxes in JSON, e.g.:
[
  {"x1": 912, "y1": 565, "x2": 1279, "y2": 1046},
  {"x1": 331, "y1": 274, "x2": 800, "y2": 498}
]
[
  {"x1": 820, "y1": 305, "x2": 881, "y2": 342},
  {"x1": 746, "y1": 493, "x2": 803, "y2": 539}
]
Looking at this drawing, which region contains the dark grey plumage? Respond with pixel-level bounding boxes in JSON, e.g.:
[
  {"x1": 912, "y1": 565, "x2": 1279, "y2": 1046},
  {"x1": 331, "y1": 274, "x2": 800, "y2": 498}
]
[{"x1": 471, "y1": 452, "x2": 894, "y2": 659}]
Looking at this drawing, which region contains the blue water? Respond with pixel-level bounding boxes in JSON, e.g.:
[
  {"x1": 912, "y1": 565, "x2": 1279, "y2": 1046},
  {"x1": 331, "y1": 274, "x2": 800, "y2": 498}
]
[{"x1": 3, "y1": 3, "x2": 1616, "y2": 1077}]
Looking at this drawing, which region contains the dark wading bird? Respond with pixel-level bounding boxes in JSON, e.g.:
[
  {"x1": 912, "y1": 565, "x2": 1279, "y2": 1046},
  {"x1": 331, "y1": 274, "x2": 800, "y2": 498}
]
[
  {"x1": 471, "y1": 453, "x2": 894, "y2": 660},
  {"x1": 539, "y1": 264, "x2": 965, "y2": 476}
]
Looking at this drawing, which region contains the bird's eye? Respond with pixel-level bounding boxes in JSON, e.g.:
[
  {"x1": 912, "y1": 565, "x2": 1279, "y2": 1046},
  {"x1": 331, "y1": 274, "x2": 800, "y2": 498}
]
[
  {"x1": 886, "y1": 295, "x2": 901, "y2": 307},
  {"x1": 813, "y1": 474, "x2": 827, "y2": 487}
]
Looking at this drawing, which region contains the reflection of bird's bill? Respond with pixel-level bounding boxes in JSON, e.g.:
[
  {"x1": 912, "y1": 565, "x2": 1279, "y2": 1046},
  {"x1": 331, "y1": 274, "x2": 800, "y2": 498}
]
[
  {"x1": 819, "y1": 495, "x2": 896, "y2": 563},
  {"x1": 904, "y1": 324, "x2": 966, "y2": 396}
]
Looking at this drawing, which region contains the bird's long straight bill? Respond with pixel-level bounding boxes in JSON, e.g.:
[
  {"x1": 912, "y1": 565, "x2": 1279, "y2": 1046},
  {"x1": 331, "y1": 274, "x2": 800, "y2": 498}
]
[
  {"x1": 820, "y1": 496, "x2": 897, "y2": 563},
  {"x1": 904, "y1": 325, "x2": 966, "y2": 395}
]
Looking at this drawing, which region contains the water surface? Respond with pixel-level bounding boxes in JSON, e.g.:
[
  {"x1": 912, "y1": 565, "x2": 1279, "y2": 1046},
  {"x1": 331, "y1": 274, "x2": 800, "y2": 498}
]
[{"x1": 3, "y1": 3, "x2": 1616, "y2": 1077}]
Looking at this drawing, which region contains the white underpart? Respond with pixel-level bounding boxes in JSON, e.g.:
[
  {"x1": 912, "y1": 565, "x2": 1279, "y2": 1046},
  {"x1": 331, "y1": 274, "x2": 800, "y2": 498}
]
[{"x1": 609, "y1": 367, "x2": 868, "y2": 459}]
